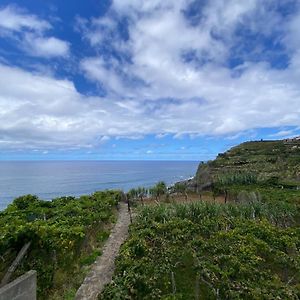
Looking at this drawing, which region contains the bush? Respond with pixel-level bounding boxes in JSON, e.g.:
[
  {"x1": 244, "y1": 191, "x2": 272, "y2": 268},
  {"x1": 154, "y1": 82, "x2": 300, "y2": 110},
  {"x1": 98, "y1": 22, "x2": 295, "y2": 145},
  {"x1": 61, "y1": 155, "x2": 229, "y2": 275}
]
[
  {"x1": 0, "y1": 190, "x2": 120, "y2": 299},
  {"x1": 101, "y1": 197, "x2": 300, "y2": 299}
]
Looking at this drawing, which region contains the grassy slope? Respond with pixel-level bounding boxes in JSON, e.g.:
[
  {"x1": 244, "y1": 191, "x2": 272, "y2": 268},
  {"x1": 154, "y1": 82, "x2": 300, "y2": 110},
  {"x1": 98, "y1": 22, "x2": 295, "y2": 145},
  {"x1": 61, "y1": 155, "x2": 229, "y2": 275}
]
[
  {"x1": 101, "y1": 139, "x2": 300, "y2": 299},
  {"x1": 101, "y1": 196, "x2": 300, "y2": 299},
  {"x1": 196, "y1": 139, "x2": 300, "y2": 185}
]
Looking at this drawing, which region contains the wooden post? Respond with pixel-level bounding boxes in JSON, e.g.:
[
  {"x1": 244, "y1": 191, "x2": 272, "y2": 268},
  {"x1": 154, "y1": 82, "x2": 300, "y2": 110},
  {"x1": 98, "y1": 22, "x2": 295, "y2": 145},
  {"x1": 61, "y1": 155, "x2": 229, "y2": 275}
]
[
  {"x1": 171, "y1": 271, "x2": 176, "y2": 295},
  {"x1": 126, "y1": 196, "x2": 132, "y2": 224},
  {"x1": 1, "y1": 242, "x2": 31, "y2": 287}
]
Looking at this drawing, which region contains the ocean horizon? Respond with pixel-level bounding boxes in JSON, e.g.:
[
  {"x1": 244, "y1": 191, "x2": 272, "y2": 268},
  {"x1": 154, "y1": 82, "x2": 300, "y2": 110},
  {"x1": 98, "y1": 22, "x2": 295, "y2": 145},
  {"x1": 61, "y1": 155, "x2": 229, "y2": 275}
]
[{"x1": 0, "y1": 160, "x2": 199, "y2": 210}]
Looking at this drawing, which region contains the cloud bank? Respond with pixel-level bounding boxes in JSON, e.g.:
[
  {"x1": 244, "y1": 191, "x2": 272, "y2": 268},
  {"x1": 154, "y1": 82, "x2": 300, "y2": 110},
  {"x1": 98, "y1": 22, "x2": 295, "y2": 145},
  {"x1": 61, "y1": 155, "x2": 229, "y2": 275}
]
[{"x1": 1, "y1": 1, "x2": 300, "y2": 151}]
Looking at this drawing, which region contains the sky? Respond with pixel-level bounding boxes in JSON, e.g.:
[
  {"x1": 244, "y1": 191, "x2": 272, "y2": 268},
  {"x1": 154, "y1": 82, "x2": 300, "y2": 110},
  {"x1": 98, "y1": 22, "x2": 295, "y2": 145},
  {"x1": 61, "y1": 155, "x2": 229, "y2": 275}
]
[{"x1": 1, "y1": 0, "x2": 300, "y2": 160}]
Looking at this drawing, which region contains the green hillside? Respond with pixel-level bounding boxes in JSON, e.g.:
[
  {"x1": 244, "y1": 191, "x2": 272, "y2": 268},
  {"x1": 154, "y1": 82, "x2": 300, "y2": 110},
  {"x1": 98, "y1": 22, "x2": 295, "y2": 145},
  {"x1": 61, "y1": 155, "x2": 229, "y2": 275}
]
[
  {"x1": 100, "y1": 139, "x2": 300, "y2": 299},
  {"x1": 196, "y1": 138, "x2": 300, "y2": 189}
]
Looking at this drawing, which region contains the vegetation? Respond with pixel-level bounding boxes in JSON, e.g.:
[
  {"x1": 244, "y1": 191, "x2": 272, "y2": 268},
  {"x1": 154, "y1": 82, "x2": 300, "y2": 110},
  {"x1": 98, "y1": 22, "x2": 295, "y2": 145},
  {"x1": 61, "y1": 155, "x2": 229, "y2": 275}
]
[
  {"x1": 101, "y1": 188, "x2": 300, "y2": 299},
  {"x1": 196, "y1": 139, "x2": 300, "y2": 188},
  {"x1": 2, "y1": 138, "x2": 300, "y2": 299},
  {"x1": 127, "y1": 187, "x2": 148, "y2": 205},
  {"x1": 0, "y1": 191, "x2": 120, "y2": 299},
  {"x1": 149, "y1": 181, "x2": 167, "y2": 201},
  {"x1": 173, "y1": 182, "x2": 188, "y2": 200},
  {"x1": 215, "y1": 172, "x2": 258, "y2": 187},
  {"x1": 100, "y1": 138, "x2": 300, "y2": 299}
]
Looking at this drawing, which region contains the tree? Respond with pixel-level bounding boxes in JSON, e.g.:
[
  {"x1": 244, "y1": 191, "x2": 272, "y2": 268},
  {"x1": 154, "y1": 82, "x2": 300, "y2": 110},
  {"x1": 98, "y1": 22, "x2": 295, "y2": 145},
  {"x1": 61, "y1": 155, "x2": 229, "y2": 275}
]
[
  {"x1": 174, "y1": 183, "x2": 188, "y2": 201},
  {"x1": 13, "y1": 194, "x2": 39, "y2": 210},
  {"x1": 149, "y1": 187, "x2": 159, "y2": 201},
  {"x1": 137, "y1": 187, "x2": 147, "y2": 205},
  {"x1": 155, "y1": 181, "x2": 167, "y2": 200},
  {"x1": 127, "y1": 188, "x2": 138, "y2": 206}
]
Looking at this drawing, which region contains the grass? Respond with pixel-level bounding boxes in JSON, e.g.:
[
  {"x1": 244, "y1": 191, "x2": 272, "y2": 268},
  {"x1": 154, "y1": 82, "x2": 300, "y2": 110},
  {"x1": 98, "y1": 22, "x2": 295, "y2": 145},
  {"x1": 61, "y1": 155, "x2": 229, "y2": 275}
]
[
  {"x1": 197, "y1": 139, "x2": 300, "y2": 185},
  {"x1": 80, "y1": 250, "x2": 102, "y2": 266},
  {"x1": 100, "y1": 186, "x2": 300, "y2": 299}
]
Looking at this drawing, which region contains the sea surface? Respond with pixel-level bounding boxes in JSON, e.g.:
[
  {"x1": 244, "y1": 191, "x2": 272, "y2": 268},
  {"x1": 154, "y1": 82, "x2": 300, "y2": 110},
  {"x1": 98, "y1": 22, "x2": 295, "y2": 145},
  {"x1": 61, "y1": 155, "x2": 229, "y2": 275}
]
[{"x1": 0, "y1": 161, "x2": 199, "y2": 210}]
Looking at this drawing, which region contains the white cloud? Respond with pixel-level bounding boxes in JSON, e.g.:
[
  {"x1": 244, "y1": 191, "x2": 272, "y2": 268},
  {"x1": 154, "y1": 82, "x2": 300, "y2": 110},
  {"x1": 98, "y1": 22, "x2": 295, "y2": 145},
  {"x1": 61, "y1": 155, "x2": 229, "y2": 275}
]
[
  {"x1": 0, "y1": 63, "x2": 101, "y2": 149},
  {"x1": 0, "y1": 5, "x2": 50, "y2": 32},
  {"x1": 99, "y1": 136, "x2": 110, "y2": 143},
  {"x1": 2, "y1": 59, "x2": 300, "y2": 150},
  {"x1": 80, "y1": 0, "x2": 265, "y2": 101},
  {"x1": 80, "y1": 56, "x2": 127, "y2": 95},
  {"x1": 156, "y1": 133, "x2": 168, "y2": 139},
  {"x1": 0, "y1": 63, "x2": 157, "y2": 149},
  {"x1": 75, "y1": 15, "x2": 117, "y2": 46},
  {"x1": 0, "y1": 5, "x2": 70, "y2": 58},
  {"x1": 270, "y1": 130, "x2": 297, "y2": 138},
  {"x1": 22, "y1": 33, "x2": 70, "y2": 57},
  {"x1": 76, "y1": 0, "x2": 300, "y2": 138},
  {"x1": 3, "y1": 1, "x2": 300, "y2": 150}
]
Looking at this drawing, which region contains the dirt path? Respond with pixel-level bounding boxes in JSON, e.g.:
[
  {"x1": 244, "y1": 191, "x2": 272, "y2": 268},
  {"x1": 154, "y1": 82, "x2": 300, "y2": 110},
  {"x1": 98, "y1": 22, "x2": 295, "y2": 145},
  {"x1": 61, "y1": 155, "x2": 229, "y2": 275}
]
[{"x1": 75, "y1": 202, "x2": 131, "y2": 300}]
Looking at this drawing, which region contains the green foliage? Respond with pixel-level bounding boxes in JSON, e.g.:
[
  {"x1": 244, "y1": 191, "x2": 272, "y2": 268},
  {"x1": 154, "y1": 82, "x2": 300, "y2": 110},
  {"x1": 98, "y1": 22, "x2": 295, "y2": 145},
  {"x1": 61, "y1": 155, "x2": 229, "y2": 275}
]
[
  {"x1": 13, "y1": 194, "x2": 40, "y2": 210},
  {"x1": 63, "y1": 288, "x2": 77, "y2": 300},
  {"x1": 216, "y1": 172, "x2": 258, "y2": 187},
  {"x1": 149, "y1": 186, "x2": 159, "y2": 199},
  {"x1": 101, "y1": 193, "x2": 300, "y2": 299},
  {"x1": 127, "y1": 188, "x2": 138, "y2": 200},
  {"x1": 226, "y1": 185, "x2": 300, "y2": 207},
  {"x1": 96, "y1": 230, "x2": 110, "y2": 243},
  {"x1": 0, "y1": 190, "x2": 120, "y2": 299},
  {"x1": 80, "y1": 250, "x2": 102, "y2": 266},
  {"x1": 148, "y1": 181, "x2": 167, "y2": 201},
  {"x1": 127, "y1": 186, "x2": 148, "y2": 205},
  {"x1": 174, "y1": 183, "x2": 187, "y2": 193},
  {"x1": 156, "y1": 181, "x2": 167, "y2": 193},
  {"x1": 197, "y1": 139, "x2": 300, "y2": 187}
]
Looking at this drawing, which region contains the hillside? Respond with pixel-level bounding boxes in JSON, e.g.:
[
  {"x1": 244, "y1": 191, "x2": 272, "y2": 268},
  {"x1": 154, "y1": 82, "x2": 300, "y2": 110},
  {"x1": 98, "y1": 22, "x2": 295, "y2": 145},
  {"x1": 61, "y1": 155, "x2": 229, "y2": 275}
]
[
  {"x1": 100, "y1": 138, "x2": 300, "y2": 299},
  {"x1": 195, "y1": 138, "x2": 300, "y2": 189}
]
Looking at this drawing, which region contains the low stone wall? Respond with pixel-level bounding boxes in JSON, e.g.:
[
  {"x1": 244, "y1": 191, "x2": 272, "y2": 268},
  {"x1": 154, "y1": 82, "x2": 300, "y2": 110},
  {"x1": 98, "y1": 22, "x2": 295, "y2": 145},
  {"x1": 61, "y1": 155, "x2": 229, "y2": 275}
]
[{"x1": 0, "y1": 271, "x2": 36, "y2": 300}]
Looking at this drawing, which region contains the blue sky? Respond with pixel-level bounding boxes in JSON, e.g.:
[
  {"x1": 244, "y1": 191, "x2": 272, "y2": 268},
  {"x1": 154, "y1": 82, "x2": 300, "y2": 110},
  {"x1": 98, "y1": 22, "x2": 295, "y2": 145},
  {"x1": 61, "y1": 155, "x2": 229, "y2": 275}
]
[{"x1": 1, "y1": 0, "x2": 300, "y2": 160}]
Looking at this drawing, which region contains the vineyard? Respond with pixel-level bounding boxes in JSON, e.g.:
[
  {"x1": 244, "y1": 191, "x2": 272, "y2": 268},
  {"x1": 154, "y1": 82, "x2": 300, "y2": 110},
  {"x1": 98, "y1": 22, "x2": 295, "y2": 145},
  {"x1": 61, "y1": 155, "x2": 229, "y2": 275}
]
[
  {"x1": 0, "y1": 191, "x2": 120, "y2": 299},
  {"x1": 100, "y1": 186, "x2": 300, "y2": 299}
]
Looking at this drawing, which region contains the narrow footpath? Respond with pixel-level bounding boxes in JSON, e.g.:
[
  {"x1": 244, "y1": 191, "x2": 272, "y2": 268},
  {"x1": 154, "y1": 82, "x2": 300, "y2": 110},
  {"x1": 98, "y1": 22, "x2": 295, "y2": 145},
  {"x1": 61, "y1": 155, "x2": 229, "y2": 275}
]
[{"x1": 75, "y1": 202, "x2": 131, "y2": 300}]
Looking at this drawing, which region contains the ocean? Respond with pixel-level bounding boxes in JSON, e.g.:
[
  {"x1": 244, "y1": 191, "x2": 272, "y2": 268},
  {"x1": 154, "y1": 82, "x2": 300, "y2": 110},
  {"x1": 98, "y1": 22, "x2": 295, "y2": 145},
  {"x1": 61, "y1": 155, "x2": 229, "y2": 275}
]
[{"x1": 0, "y1": 161, "x2": 199, "y2": 210}]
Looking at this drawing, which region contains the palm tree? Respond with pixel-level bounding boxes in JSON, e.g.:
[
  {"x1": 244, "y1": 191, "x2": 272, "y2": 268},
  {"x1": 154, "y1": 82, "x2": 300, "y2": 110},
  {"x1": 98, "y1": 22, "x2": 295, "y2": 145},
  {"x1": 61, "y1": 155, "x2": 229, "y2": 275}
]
[
  {"x1": 149, "y1": 186, "x2": 159, "y2": 202},
  {"x1": 174, "y1": 183, "x2": 188, "y2": 201},
  {"x1": 127, "y1": 188, "x2": 138, "y2": 203},
  {"x1": 137, "y1": 187, "x2": 147, "y2": 205}
]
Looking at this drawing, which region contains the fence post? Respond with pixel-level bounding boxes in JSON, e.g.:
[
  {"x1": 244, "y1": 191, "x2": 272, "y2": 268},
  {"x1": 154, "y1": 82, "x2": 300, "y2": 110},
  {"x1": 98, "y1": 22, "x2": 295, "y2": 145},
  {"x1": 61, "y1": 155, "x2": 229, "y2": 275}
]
[
  {"x1": 126, "y1": 196, "x2": 132, "y2": 224},
  {"x1": 171, "y1": 271, "x2": 176, "y2": 295},
  {"x1": 0, "y1": 242, "x2": 31, "y2": 287},
  {"x1": 194, "y1": 276, "x2": 200, "y2": 299}
]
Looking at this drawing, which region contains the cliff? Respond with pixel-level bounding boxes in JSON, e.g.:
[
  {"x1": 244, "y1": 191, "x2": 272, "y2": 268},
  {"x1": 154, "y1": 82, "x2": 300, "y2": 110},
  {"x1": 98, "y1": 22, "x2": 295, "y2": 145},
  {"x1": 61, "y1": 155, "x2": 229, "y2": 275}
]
[{"x1": 193, "y1": 138, "x2": 300, "y2": 190}]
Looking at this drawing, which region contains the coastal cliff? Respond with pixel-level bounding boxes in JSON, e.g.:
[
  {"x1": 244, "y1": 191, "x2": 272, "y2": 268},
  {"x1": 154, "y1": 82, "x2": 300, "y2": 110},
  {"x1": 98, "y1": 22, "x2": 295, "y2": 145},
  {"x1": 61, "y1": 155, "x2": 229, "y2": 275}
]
[{"x1": 184, "y1": 138, "x2": 300, "y2": 191}]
